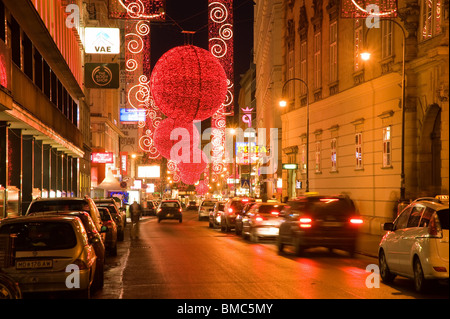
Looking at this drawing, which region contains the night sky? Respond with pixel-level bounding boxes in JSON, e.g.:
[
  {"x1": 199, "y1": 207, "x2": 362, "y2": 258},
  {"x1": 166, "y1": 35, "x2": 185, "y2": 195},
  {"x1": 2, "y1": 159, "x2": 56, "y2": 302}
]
[{"x1": 150, "y1": 0, "x2": 255, "y2": 123}]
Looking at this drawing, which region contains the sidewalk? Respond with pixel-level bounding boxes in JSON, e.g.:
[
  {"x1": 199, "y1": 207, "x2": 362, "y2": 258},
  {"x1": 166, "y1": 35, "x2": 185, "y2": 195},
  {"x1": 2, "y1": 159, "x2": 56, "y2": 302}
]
[{"x1": 355, "y1": 232, "x2": 384, "y2": 258}]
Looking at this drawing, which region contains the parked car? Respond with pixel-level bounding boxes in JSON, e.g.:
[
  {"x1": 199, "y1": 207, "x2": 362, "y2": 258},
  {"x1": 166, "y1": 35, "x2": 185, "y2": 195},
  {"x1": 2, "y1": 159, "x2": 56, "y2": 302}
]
[
  {"x1": 277, "y1": 195, "x2": 363, "y2": 257},
  {"x1": 235, "y1": 202, "x2": 258, "y2": 235},
  {"x1": 157, "y1": 200, "x2": 183, "y2": 223},
  {"x1": 198, "y1": 200, "x2": 217, "y2": 221},
  {"x1": 26, "y1": 210, "x2": 107, "y2": 291},
  {"x1": 94, "y1": 198, "x2": 127, "y2": 230},
  {"x1": 221, "y1": 198, "x2": 256, "y2": 232},
  {"x1": 142, "y1": 200, "x2": 157, "y2": 216},
  {"x1": 209, "y1": 202, "x2": 226, "y2": 228},
  {"x1": 239, "y1": 203, "x2": 285, "y2": 242},
  {"x1": 94, "y1": 201, "x2": 125, "y2": 242},
  {"x1": 186, "y1": 201, "x2": 198, "y2": 211},
  {"x1": 98, "y1": 207, "x2": 118, "y2": 256},
  {"x1": 26, "y1": 197, "x2": 105, "y2": 242},
  {"x1": 0, "y1": 215, "x2": 97, "y2": 298},
  {"x1": 378, "y1": 197, "x2": 449, "y2": 292}
]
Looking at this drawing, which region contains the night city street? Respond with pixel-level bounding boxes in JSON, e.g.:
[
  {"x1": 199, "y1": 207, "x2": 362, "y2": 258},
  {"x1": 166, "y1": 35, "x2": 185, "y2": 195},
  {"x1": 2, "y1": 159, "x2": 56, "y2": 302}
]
[
  {"x1": 0, "y1": 0, "x2": 449, "y2": 309},
  {"x1": 89, "y1": 209, "x2": 449, "y2": 300}
]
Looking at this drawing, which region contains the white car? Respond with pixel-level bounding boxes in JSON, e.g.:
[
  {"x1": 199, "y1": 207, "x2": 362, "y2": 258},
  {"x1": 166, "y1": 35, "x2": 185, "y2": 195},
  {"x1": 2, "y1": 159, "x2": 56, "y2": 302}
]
[
  {"x1": 378, "y1": 198, "x2": 449, "y2": 292},
  {"x1": 198, "y1": 200, "x2": 217, "y2": 221}
]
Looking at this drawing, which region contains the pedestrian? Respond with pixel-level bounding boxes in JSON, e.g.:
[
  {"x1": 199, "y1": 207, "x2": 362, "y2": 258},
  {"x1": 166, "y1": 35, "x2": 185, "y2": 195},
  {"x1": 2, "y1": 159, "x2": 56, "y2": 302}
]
[{"x1": 129, "y1": 200, "x2": 142, "y2": 239}]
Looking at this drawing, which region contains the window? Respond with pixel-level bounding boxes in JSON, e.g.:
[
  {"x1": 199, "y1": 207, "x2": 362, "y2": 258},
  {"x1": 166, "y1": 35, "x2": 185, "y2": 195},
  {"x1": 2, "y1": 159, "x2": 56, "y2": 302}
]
[
  {"x1": 407, "y1": 205, "x2": 425, "y2": 228},
  {"x1": 301, "y1": 143, "x2": 307, "y2": 174},
  {"x1": 355, "y1": 133, "x2": 363, "y2": 169},
  {"x1": 314, "y1": 32, "x2": 322, "y2": 89},
  {"x1": 381, "y1": 20, "x2": 393, "y2": 59},
  {"x1": 395, "y1": 207, "x2": 411, "y2": 230},
  {"x1": 300, "y1": 40, "x2": 307, "y2": 96},
  {"x1": 331, "y1": 138, "x2": 337, "y2": 171},
  {"x1": 421, "y1": 0, "x2": 442, "y2": 40},
  {"x1": 288, "y1": 47, "x2": 295, "y2": 103},
  {"x1": 315, "y1": 141, "x2": 321, "y2": 173},
  {"x1": 354, "y1": 19, "x2": 363, "y2": 72},
  {"x1": 383, "y1": 126, "x2": 392, "y2": 167},
  {"x1": 329, "y1": 21, "x2": 338, "y2": 83}
]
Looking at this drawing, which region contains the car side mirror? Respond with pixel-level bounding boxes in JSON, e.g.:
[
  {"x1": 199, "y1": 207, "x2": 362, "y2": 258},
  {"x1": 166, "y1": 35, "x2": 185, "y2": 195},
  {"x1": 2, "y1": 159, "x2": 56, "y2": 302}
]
[
  {"x1": 100, "y1": 225, "x2": 109, "y2": 233},
  {"x1": 383, "y1": 222, "x2": 394, "y2": 231}
]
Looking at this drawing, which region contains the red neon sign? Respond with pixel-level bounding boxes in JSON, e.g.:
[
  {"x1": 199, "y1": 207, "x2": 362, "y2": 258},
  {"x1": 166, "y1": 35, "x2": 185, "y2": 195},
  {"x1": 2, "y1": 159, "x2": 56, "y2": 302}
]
[{"x1": 92, "y1": 152, "x2": 114, "y2": 164}]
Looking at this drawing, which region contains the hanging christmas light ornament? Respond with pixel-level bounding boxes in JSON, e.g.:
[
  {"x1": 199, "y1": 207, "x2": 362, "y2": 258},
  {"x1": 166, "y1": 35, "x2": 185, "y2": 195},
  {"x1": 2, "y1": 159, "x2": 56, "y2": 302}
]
[
  {"x1": 150, "y1": 45, "x2": 228, "y2": 123},
  {"x1": 153, "y1": 118, "x2": 200, "y2": 160}
]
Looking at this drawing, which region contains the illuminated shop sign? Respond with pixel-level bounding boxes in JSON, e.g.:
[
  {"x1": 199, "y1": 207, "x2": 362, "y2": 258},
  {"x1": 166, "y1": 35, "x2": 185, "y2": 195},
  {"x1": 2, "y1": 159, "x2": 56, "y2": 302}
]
[
  {"x1": 120, "y1": 108, "x2": 147, "y2": 122},
  {"x1": 138, "y1": 165, "x2": 160, "y2": 178},
  {"x1": 282, "y1": 163, "x2": 298, "y2": 170},
  {"x1": 92, "y1": 152, "x2": 114, "y2": 164},
  {"x1": 85, "y1": 63, "x2": 119, "y2": 88},
  {"x1": 85, "y1": 28, "x2": 120, "y2": 54}
]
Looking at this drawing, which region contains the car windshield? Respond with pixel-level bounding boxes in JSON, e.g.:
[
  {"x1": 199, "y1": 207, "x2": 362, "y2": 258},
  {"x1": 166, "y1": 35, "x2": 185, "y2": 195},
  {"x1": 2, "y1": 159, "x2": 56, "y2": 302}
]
[
  {"x1": 98, "y1": 204, "x2": 119, "y2": 216},
  {"x1": 437, "y1": 209, "x2": 449, "y2": 230},
  {"x1": 289, "y1": 198, "x2": 355, "y2": 217},
  {"x1": 28, "y1": 200, "x2": 90, "y2": 214},
  {"x1": 0, "y1": 222, "x2": 77, "y2": 251},
  {"x1": 202, "y1": 201, "x2": 216, "y2": 207},
  {"x1": 218, "y1": 204, "x2": 225, "y2": 211},
  {"x1": 161, "y1": 202, "x2": 180, "y2": 208},
  {"x1": 257, "y1": 205, "x2": 285, "y2": 215},
  {"x1": 99, "y1": 209, "x2": 112, "y2": 222}
]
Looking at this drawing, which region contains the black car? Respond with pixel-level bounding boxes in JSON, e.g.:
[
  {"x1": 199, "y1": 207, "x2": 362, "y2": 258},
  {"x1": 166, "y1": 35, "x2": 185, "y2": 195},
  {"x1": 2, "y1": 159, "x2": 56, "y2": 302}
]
[
  {"x1": 186, "y1": 201, "x2": 198, "y2": 211},
  {"x1": 277, "y1": 195, "x2": 363, "y2": 257},
  {"x1": 95, "y1": 202, "x2": 125, "y2": 242},
  {"x1": 143, "y1": 200, "x2": 157, "y2": 216},
  {"x1": 157, "y1": 200, "x2": 183, "y2": 223}
]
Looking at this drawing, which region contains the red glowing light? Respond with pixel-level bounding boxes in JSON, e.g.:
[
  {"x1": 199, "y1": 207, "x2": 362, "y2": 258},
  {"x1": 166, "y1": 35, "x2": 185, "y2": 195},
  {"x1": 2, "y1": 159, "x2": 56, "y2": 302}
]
[
  {"x1": 350, "y1": 218, "x2": 364, "y2": 224},
  {"x1": 150, "y1": 45, "x2": 228, "y2": 124}
]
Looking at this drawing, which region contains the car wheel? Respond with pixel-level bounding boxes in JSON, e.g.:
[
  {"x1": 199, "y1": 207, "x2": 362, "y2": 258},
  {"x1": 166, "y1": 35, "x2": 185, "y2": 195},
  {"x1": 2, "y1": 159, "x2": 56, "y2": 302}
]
[
  {"x1": 110, "y1": 243, "x2": 118, "y2": 257},
  {"x1": 277, "y1": 237, "x2": 284, "y2": 253},
  {"x1": 379, "y1": 250, "x2": 396, "y2": 283},
  {"x1": 118, "y1": 230, "x2": 124, "y2": 242},
  {"x1": 179, "y1": 218, "x2": 182, "y2": 223},
  {"x1": 92, "y1": 261, "x2": 104, "y2": 291},
  {"x1": 293, "y1": 237, "x2": 304, "y2": 256},
  {"x1": 209, "y1": 221, "x2": 213, "y2": 228},
  {"x1": 413, "y1": 257, "x2": 429, "y2": 293},
  {"x1": 235, "y1": 226, "x2": 242, "y2": 236},
  {"x1": 158, "y1": 218, "x2": 161, "y2": 223},
  {"x1": 250, "y1": 229, "x2": 259, "y2": 243}
]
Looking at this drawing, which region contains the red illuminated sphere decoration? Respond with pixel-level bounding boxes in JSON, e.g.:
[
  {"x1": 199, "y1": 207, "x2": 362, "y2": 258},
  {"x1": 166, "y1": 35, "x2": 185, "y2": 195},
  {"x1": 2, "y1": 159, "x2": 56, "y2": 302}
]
[
  {"x1": 153, "y1": 118, "x2": 200, "y2": 161},
  {"x1": 150, "y1": 45, "x2": 228, "y2": 123}
]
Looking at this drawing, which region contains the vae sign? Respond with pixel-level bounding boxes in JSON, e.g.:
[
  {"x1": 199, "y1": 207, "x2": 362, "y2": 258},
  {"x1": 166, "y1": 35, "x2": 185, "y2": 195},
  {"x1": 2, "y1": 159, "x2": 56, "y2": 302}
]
[{"x1": 85, "y1": 63, "x2": 119, "y2": 89}]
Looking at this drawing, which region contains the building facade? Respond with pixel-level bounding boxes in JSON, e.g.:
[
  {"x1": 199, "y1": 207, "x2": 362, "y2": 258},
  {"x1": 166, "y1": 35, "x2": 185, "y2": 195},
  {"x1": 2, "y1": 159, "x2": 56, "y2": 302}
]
[
  {"x1": 0, "y1": 0, "x2": 89, "y2": 217},
  {"x1": 254, "y1": 0, "x2": 449, "y2": 234}
]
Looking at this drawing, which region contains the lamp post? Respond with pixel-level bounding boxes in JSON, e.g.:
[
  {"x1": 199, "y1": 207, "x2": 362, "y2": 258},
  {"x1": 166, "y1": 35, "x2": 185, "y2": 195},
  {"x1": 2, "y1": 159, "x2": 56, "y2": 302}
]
[
  {"x1": 361, "y1": 19, "x2": 407, "y2": 201},
  {"x1": 279, "y1": 78, "x2": 309, "y2": 193}
]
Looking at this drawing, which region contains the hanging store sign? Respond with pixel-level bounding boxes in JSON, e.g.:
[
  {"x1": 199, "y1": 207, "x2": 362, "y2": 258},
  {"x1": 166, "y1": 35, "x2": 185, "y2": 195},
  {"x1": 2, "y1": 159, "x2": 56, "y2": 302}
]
[
  {"x1": 92, "y1": 152, "x2": 114, "y2": 164},
  {"x1": 85, "y1": 63, "x2": 119, "y2": 88},
  {"x1": 120, "y1": 108, "x2": 147, "y2": 122},
  {"x1": 85, "y1": 28, "x2": 120, "y2": 54}
]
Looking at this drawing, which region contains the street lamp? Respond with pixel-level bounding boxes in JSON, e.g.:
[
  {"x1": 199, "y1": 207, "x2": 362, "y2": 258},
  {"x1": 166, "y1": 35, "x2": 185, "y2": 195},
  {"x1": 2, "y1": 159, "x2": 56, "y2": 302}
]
[
  {"x1": 362, "y1": 19, "x2": 407, "y2": 201},
  {"x1": 279, "y1": 78, "x2": 310, "y2": 193}
]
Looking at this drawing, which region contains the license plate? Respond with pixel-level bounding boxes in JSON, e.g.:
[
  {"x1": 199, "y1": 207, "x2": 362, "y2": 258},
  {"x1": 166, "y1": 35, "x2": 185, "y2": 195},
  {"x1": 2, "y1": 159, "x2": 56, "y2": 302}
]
[
  {"x1": 260, "y1": 227, "x2": 278, "y2": 235},
  {"x1": 16, "y1": 260, "x2": 53, "y2": 269},
  {"x1": 323, "y1": 222, "x2": 342, "y2": 227}
]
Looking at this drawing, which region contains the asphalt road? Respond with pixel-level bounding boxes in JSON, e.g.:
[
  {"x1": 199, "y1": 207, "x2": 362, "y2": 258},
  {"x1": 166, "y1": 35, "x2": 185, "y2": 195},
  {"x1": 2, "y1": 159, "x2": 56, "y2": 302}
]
[{"x1": 93, "y1": 209, "x2": 448, "y2": 300}]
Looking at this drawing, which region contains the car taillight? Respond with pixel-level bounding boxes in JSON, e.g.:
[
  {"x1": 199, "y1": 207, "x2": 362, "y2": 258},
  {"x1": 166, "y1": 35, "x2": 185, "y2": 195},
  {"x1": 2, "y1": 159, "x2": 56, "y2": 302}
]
[
  {"x1": 228, "y1": 208, "x2": 233, "y2": 214},
  {"x1": 428, "y1": 215, "x2": 442, "y2": 238},
  {"x1": 299, "y1": 217, "x2": 312, "y2": 228},
  {"x1": 73, "y1": 259, "x2": 88, "y2": 270},
  {"x1": 179, "y1": 208, "x2": 182, "y2": 212},
  {"x1": 350, "y1": 218, "x2": 363, "y2": 225},
  {"x1": 157, "y1": 208, "x2": 161, "y2": 213}
]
